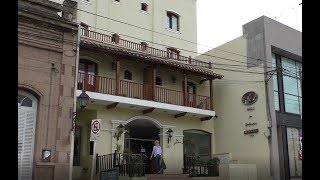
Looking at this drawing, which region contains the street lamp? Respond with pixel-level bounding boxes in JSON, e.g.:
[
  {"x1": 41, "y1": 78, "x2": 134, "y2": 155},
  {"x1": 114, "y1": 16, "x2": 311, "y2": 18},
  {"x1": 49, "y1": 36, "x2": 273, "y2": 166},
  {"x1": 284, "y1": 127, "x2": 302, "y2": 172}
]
[
  {"x1": 166, "y1": 128, "x2": 173, "y2": 144},
  {"x1": 72, "y1": 90, "x2": 90, "y2": 122}
]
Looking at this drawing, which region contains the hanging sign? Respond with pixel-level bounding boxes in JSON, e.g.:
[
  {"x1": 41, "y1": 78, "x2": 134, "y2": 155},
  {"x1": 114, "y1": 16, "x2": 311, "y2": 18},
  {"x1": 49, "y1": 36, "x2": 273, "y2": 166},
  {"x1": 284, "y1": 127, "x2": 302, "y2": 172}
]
[{"x1": 90, "y1": 119, "x2": 101, "y2": 141}]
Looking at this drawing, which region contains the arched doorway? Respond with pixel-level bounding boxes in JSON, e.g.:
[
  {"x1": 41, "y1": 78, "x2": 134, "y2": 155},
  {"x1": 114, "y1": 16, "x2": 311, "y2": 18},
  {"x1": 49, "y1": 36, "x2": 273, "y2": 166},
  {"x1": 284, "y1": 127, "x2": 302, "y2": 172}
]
[
  {"x1": 18, "y1": 89, "x2": 38, "y2": 180},
  {"x1": 124, "y1": 119, "x2": 160, "y2": 174}
]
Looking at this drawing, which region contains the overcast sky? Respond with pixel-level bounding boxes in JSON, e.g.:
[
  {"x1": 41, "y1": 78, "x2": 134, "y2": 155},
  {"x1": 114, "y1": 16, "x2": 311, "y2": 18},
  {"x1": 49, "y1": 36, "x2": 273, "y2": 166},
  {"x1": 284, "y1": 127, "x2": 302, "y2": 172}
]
[{"x1": 197, "y1": 0, "x2": 302, "y2": 53}]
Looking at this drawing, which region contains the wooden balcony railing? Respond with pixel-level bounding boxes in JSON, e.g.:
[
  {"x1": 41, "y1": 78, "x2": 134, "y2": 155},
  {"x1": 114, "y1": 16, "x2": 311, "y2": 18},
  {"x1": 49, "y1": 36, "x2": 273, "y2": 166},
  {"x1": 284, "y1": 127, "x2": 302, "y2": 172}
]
[
  {"x1": 80, "y1": 28, "x2": 212, "y2": 69},
  {"x1": 78, "y1": 72, "x2": 212, "y2": 110}
]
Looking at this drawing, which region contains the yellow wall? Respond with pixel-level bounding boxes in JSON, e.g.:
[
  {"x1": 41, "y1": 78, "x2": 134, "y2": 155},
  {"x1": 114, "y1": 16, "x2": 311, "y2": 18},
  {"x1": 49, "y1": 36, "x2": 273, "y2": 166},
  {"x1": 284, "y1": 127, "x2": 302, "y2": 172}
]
[
  {"x1": 78, "y1": 0, "x2": 197, "y2": 58},
  {"x1": 196, "y1": 37, "x2": 271, "y2": 180},
  {"x1": 74, "y1": 103, "x2": 215, "y2": 175}
]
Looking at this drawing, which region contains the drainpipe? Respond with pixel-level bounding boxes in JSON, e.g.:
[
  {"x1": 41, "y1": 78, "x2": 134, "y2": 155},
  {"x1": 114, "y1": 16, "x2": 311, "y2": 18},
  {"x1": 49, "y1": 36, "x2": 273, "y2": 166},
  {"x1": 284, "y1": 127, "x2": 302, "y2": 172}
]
[{"x1": 69, "y1": 15, "x2": 81, "y2": 180}]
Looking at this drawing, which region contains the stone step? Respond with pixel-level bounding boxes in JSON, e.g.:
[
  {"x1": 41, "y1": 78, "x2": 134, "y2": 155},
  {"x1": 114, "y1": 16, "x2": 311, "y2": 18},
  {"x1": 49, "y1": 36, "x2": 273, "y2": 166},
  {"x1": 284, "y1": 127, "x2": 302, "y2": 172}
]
[{"x1": 146, "y1": 174, "x2": 190, "y2": 180}]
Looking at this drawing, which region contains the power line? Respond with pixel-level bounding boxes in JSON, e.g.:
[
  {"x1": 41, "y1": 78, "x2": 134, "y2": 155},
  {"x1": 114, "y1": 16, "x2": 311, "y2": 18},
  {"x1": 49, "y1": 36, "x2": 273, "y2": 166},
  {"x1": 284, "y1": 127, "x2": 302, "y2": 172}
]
[
  {"x1": 19, "y1": 30, "x2": 297, "y2": 76},
  {"x1": 64, "y1": 3, "x2": 300, "y2": 72}
]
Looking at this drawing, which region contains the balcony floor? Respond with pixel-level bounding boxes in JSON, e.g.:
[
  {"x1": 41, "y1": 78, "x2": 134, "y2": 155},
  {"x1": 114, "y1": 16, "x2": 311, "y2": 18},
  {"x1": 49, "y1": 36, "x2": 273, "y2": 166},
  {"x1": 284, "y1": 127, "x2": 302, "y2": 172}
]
[{"x1": 77, "y1": 90, "x2": 215, "y2": 119}]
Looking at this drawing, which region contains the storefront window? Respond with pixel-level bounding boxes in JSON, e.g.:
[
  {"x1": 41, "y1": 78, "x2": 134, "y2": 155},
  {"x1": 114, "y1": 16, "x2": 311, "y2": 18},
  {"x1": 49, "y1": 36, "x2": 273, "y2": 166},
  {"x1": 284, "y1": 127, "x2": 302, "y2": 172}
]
[
  {"x1": 286, "y1": 127, "x2": 302, "y2": 177},
  {"x1": 183, "y1": 130, "x2": 211, "y2": 160}
]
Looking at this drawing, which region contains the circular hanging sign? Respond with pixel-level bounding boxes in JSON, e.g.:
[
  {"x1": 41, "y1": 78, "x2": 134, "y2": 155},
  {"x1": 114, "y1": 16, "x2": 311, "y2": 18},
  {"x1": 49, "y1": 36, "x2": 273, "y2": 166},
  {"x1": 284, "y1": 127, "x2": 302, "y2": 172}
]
[{"x1": 241, "y1": 91, "x2": 258, "y2": 105}]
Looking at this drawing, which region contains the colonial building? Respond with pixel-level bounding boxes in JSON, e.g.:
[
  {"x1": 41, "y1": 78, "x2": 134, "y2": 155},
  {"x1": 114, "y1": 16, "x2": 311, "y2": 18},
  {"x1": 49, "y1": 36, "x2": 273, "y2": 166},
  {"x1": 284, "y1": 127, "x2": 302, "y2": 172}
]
[
  {"x1": 18, "y1": 0, "x2": 78, "y2": 180},
  {"x1": 70, "y1": 0, "x2": 224, "y2": 179},
  {"x1": 197, "y1": 16, "x2": 302, "y2": 180}
]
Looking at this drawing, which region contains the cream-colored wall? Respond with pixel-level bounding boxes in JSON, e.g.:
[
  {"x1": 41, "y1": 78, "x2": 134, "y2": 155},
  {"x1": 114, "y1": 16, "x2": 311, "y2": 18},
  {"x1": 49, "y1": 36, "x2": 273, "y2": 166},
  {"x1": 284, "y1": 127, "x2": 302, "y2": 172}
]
[
  {"x1": 196, "y1": 37, "x2": 271, "y2": 180},
  {"x1": 75, "y1": 103, "x2": 215, "y2": 175},
  {"x1": 78, "y1": 0, "x2": 197, "y2": 58}
]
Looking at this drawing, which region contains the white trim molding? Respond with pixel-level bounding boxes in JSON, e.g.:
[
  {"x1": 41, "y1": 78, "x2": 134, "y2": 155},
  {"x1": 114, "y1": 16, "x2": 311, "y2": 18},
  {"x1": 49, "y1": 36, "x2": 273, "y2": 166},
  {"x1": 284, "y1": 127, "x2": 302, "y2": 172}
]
[{"x1": 110, "y1": 116, "x2": 176, "y2": 129}]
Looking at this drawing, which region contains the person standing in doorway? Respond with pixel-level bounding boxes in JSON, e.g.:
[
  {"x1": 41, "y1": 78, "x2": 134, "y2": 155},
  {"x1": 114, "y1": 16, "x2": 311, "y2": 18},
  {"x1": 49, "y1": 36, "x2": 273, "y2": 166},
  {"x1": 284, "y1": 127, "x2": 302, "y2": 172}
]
[{"x1": 150, "y1": 140, "x2": 162, "y2": 174}]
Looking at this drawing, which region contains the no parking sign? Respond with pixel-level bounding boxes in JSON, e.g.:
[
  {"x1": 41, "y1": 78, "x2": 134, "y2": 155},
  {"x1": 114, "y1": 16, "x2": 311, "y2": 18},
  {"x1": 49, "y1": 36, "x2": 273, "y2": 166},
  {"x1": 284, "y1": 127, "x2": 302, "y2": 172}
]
[{"x1": 90, "y1": 119, "x2": 101, "y2": 141}]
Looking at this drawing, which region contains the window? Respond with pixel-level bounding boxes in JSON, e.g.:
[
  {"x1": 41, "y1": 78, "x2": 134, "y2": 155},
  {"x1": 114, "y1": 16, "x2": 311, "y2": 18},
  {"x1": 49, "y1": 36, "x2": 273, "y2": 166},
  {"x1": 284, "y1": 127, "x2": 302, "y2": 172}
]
[
  {"x1": 282, "y1": 57, "x2": 302, "y2": 114},
  {"x1": 272, "y1": 53, "x2": 302, "y2": 115},
  {"x1": 73, "y1": 125, "x2": 81, "y2": 166},
  {"x1": 183, "y1": 130, "x2": 211, "y2": 161},
  {"x1": 78, "y1": 60, "x2": 97, "y2": 91},
  {"x1": 167, "y1": 47, "x2": 180, "y2": 59},
  {"x1": 156, "y1": 76, "x2": 162, "y2": 86},
  {"x1": 141, "y1": 3, "x2": 148, "y2": 12},
  {"x1": 124, "y1": 70, "x2": 132, "y2": 80},
  {"x1": 18, "y1": 94, "x2": 33, "y2": 107},
  {"x1": 167, "y1": 11, "x2": 180, "y2": 31}
]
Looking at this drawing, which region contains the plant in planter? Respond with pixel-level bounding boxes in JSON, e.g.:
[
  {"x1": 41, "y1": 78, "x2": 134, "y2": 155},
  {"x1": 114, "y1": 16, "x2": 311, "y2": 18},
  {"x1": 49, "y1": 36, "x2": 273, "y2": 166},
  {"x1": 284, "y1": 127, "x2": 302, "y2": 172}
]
[
  {"x1": 129, "y1": 156, "x2": 144, "y2": 177},
  {"x1": 207, "y1": 157, "x2": 220, "y2": 176},
  {"x1": 113, "y1": 124, "x2": 129, "y2": 153}
]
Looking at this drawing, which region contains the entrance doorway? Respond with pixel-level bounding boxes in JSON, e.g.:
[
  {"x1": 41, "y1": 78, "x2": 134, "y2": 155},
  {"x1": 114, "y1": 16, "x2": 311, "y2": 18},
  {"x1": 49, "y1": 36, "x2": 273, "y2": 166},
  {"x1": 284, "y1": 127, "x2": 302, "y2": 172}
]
[{"x1": 124, "y1": 119, "x2": 160, "y2": 174}]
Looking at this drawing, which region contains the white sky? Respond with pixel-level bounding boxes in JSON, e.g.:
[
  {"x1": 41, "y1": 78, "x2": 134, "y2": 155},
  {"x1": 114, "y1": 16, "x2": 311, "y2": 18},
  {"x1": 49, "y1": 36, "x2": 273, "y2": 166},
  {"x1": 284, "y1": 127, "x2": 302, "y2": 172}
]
[{"x1": 197, "y1": 0, "x2": 302, "y2": 53}]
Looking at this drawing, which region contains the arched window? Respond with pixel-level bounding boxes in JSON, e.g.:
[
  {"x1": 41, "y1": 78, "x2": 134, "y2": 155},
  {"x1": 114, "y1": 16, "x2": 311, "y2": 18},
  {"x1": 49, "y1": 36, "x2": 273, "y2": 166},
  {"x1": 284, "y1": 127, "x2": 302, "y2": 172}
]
[
  {"x1": 183, "y1": 129, "x2": 211, "y2": 160},
  {"x1": 18, "y1": 90, "x2": 38, "y2": 180},
  {"x1": 124, "y1": 70, "x2": 132, "y2": 80},
  {"x1": 156, "y1": 76, "x2": 162, "y2": 86}
]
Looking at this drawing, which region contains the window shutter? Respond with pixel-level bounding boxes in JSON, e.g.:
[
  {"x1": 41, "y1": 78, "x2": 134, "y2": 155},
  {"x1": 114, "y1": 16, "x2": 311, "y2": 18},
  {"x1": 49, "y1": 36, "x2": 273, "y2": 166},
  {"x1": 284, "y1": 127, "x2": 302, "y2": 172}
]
[{"x1": 18, "y1": 108, "x2": 36, "y2": 180}]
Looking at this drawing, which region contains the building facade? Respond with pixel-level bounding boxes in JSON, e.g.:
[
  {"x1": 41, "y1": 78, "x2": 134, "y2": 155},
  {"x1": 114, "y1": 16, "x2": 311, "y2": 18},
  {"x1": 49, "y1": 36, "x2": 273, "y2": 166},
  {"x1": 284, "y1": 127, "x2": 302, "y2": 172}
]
[
  {"x1": 197, "y1": 16, "x2": 302, "y2": 180},
  {"x1": 70, "y1": 0, "x2": 224, "y2": 180},
  {"x1": 18, "y1": 0, "x2": 78, "y2": 180}
]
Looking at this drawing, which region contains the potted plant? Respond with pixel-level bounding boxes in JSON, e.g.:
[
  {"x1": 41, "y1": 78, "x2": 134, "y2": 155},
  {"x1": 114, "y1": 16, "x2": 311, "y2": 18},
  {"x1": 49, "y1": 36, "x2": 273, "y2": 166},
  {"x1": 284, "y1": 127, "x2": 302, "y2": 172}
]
[{"x1": 207, "y1": 157, "x2": 220, "y2": 176}]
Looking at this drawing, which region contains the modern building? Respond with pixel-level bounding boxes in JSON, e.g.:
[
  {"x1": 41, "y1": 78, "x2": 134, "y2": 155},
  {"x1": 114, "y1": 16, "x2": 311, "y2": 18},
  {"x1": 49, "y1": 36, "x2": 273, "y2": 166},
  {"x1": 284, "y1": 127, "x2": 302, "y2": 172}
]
[
  {"x1": 70, "y1": 0, "x2": 223, "y2": 180},
  {"x1": 18, "y1": 0, "x2": 78, "y2": 180},
  {"x1": 197, "y1": 16, "x2": 302, "y2": 180}
]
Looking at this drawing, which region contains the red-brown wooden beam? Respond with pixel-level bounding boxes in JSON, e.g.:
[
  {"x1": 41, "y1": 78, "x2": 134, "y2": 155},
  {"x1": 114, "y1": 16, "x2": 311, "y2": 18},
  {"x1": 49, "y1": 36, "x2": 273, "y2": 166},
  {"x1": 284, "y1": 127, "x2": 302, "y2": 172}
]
[
  {"x1": 152, "y1": 66, "x2": 156, "y2": 101},
  {"x1": 201, "y1": 116, "x2": 213, "y2": 121},
  {"x1": 175, "y1": 112, "x2": 187, "y2": 118},
  {"x1": 209, "y1": 79, "x2": 213, "y2": 110},
  {"x1": 106, "y1": 102, "x2": 118, "y2": 110},
  {"x1": 183, "y1": 74, "x2": 188, "y2": 106},
  {"x1": 143, "y1": 107, "x2": 155, "y2": 114},
  {"x1": 115, "y1": 60, "x2": 120, "y2": 95}
]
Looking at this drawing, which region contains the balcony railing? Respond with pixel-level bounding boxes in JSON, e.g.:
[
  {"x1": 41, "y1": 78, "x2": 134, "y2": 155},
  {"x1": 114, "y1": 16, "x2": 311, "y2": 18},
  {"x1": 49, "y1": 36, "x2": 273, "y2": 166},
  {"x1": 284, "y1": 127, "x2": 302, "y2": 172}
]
[
  {"x1": 80, "y1": 28, "x2": 212, "y2": 69},
  {"x1": 77, "y1": 72, "x2": 212, "y2": 110}
]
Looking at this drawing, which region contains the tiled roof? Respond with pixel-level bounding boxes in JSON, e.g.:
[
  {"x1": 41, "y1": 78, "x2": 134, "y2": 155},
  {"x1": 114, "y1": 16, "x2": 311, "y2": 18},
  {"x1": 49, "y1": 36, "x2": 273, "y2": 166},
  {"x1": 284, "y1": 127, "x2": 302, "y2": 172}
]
[{"x1": 80, "y1": 38, "x2": 224, "y2": 79}]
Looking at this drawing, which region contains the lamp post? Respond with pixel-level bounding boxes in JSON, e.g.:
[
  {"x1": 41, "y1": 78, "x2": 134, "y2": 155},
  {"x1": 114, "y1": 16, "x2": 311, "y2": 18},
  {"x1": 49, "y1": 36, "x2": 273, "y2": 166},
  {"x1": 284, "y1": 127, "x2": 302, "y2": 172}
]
[
  {"x1": 72, "y1": 90, "x2": 90, "y2": 123},
  {"x1": 166, "y1": 129, "x2": 173, "y2": 144}
]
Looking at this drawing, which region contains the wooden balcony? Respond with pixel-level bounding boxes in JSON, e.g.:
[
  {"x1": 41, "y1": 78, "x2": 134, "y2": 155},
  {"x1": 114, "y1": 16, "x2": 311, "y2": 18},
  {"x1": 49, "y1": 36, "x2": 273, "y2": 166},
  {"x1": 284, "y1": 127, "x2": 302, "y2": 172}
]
[
  {"x1": 80, "y1": 28, "x2": 213, "y2": 70},
  {"x1": 77, "y1": 72, "x2": 212, "y2": 111}
]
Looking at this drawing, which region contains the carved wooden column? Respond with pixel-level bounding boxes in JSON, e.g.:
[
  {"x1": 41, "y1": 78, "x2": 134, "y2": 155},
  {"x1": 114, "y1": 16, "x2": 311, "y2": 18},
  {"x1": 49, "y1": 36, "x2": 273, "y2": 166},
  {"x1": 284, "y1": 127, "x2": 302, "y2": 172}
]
[
  {"x1": 183, "y1": 74, "x2": 188, "y2": 106},
  {"x1": 209, "y1": 79, "x2": 213, "y2": 110},
  {"x1": 152, "y1": 66, "x2": 156, "y2": 101},
  {"x1": 115, "y1": 60, "x2": 120, "y2": 95}
]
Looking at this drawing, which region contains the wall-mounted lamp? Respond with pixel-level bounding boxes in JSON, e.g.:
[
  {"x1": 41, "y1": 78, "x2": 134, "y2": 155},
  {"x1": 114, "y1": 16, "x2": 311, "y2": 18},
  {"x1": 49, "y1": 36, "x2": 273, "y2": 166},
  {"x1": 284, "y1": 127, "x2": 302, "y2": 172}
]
[
  {"x1": 72, "y1": 90, "x2": 90, "y2": 122},
  {"x1": 171, "y1": 75, "x2": 176, "y2": 83},
  {"x1": 42, "y1": 149, "x2": 51, "y2": 162},
  {"x1": 166, "y1": 128, "x2": 173, "y2": 144}
]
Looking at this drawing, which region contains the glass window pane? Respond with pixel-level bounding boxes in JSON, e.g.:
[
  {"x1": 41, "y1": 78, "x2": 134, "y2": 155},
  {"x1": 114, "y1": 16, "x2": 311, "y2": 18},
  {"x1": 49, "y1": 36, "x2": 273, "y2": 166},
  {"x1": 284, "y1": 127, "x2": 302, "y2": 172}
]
[
  {"x1": 18, "y1": 94, "x2": 26, "y2": 103},
  {"x1": 21, "y1": 97, "x2": 32, "y2": 107},
  {"x1": 273, "y1": 75, "x2": 278, "y2": 91},
  {"x1": 172, "y1": 16, "x2": 178, "y2": 31},
  {"x1": 167, "y1": 15, "x2": 170, "y2": 28},
  {"x1": 272, "y1": 53, "x2": 277, "y2": 70},
  {"x1": 284, "y1": 94, "x2": 300, "y2": 114},
  {"x1": 299, "y1": 97, "x2": 302, "y2": 114},
  {"x1": 274, "y1": 91, "x2": 279, "y2": 111},
  {"x1": 79, "y1": 62, "x2": 85, "y2": 72},
  {"x1": 183, "y1": 130, "x2": 211, "y2": 161},
  {"x1": 286, "y1": 128, "x2": 302, "y2": 177},
  {"x1": 283, "y1": 75, "x2": 298, "y2": 96}
]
